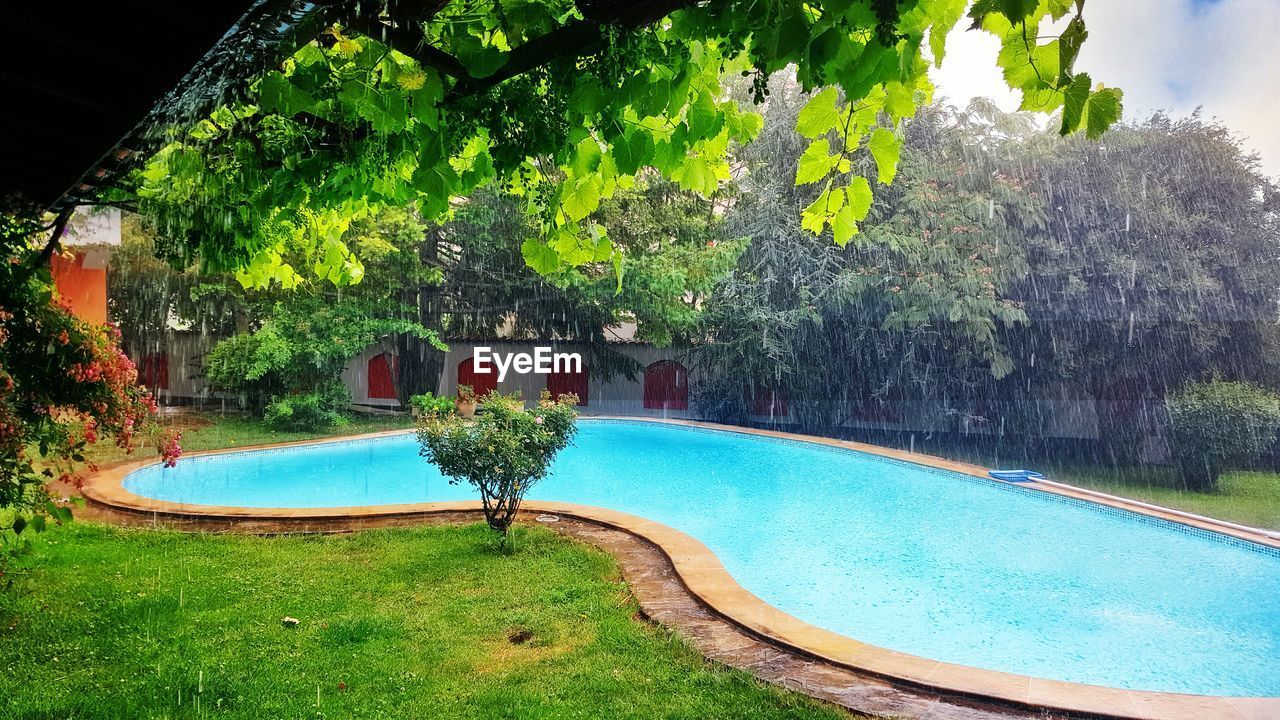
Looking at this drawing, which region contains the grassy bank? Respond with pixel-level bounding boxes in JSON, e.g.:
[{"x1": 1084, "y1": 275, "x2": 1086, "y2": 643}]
[
  {"x1": 865, "y1": 431, "x2": 1280, "y2": 531},
  {"x1": 1045, "y1": 464, "x2": 1280, "y2": 530},
  {"x1": 1, "y1": 523, "x2": 847, "y2": 719},
  {"x1": 84, "y1": 411, "x2": 414, "y2": 466}
]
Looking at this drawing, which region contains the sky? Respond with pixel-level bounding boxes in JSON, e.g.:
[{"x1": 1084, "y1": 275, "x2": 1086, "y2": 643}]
[{"x1": 929, "y1": 0, "x2": 1280, "y2": 178}]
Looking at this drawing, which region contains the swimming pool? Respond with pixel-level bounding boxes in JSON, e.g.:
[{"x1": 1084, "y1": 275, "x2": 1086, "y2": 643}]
[{"x1": 122, "y1": 420, "x2": 1280, "y2": 697}]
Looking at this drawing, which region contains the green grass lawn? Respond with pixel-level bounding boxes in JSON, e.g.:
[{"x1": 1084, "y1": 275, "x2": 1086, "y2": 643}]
[
  {"x1": 1043, "y1": 463, "x2": 1280, "y2": 530},
  {"x1": 85, "y1": 411, "x2": 414, "y2": 466},
  {"x1": 1, "y1": 523, "x2": 849, "y2": 720},
  {"x1": 889, "y1": 434, "x2": 1280, "y2": 531}
]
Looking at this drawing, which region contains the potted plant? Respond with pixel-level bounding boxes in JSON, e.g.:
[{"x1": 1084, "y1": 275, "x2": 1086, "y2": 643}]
[{"x1": 455, "y1": 384, "x2": 478, "y2": 418}]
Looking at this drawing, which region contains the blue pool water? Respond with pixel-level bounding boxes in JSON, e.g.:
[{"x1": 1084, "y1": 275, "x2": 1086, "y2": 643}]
[{"x1": 125, "y1": 420, "x2": 1280, "y2": 696}]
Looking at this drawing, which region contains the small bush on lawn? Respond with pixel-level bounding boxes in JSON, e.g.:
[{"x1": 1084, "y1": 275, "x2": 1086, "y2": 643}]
[
  {"x1": 417, "y1": 390, "x2": 578, "y2": 544},
  {"x1": 264, "y1": 382, "x2": 350, "y2": 431},
  {"x1": 1165, "y1": 379, "x2": 1280, "y2": 490}
]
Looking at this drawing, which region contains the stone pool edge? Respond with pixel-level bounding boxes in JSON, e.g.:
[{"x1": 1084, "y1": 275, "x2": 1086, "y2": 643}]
[{"x1": 79, "y1": 417, "x2": 1280, "y2": 720}]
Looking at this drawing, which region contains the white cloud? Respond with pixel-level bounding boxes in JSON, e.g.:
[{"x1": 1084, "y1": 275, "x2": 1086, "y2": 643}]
[
  {"x1": 929, "y1": 21, "x2": 1018, "y2": 111},
  {"x1": 928, "y1": 0, "x2": 1280, "y2": 177}
]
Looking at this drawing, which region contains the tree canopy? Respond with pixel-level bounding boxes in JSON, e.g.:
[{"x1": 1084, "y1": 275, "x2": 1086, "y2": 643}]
[
  {"x1": 682, "y1": 76, "x2": 1280, "y2": 444},
  {"x1": 696, "y1": 91, "x2": 1046, "y2": 431},
  {"x1": 124, "y1": 0, "x2": 1119, "y2": 288}
]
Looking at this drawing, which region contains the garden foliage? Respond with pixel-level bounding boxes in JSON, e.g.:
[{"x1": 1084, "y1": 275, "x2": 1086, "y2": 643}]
[
  {"x1": 190, "y1": 208, "x2": 446, "y2": 423},
  {"x1": 261, "y1": 381, "x2": 352, "y2": 431},
  {"x1": 697, "y1": 95, "x2": 1041, "y2": 433},
  {"x1": 695, "y1": 94, "x2": 1280, "y2": 453},
  {"x1": 203, "y1": 299, "x2": 435, "y2": 425},
  {"x1": 409, "y1": 392, "x2": 456, "y2": 416},
  {"x1": 432, "y1": 182, "x2": 744, "y2": 381}
]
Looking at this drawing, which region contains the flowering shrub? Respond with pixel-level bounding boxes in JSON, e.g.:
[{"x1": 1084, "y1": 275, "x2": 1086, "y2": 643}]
[
  {"x1": 416, "y1": 390, "x2": 577, "y2": 543},
  {"x1": 2, "y1": 206, "x2": 179, "y2": 541}
]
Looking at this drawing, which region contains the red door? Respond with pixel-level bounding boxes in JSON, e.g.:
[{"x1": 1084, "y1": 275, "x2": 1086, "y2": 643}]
[
  {"x1": 457, "y1": 357, "x2": 497, "y2": 397},
  {"x1": 139, "y1": 353, "x2": 169, "y2": 391},
  {"x1": 367, "y1": 353, "x2": 397, "y2": 399},
  {"x1": 547, "y1": 364, "x2": 588, "y2": 406},
  {"x1": 643, "y1": 360, "x2": 688, "y2": 410}
]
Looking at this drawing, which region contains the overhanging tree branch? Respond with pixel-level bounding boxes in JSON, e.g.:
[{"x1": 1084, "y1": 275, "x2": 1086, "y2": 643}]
[
  {"x1": 20, "y1": 207, "x2": 74, "y2": 282},
  {"x1": 447, "y1": 20, "x2": 607, "y2": 100},
  {"x1": 344, "y1": 14, "x2": 471, "y2": 80},
  {"x1": 444, "y1": 0, "x2": 703, "y2": 100}
]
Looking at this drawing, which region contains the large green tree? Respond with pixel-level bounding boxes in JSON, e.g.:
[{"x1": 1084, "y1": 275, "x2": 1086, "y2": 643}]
[
  {"x1": 108, "y1": 215, "x2": 249, "y2": 364},
  {"x1": 696, "y1": 89, "x2": 1044, "y2": 433},
  {"x1": 411, "y1": 179, "x2": 741, "y2": 388},
  {"x1": 111, "y1": 213, "x2": 417, "y2": 415},
  {"x1": 111, "y1": 181, "x2": 734, "y2": 410},
  {"x1": 999, "y1": 112, "x2": 1280, "y2": 461},
  {"x1": 697, "y1": 96, "x2": 1280, "y2": 456}
]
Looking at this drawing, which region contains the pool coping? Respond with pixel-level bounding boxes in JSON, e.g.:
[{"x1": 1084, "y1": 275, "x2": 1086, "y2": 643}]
[{"x1": 79, "y1": 417, "x2": 1280, "y2": 720}]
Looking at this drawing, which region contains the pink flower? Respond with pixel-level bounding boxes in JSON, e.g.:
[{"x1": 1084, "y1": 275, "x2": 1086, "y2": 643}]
[{"x1": 534, "y1": 416, "x2": 544, "y2": 425}]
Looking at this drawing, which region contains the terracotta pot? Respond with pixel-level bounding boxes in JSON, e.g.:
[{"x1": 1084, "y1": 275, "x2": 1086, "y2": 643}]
[{"x1": 456, "y1": 400, "x2": 477, "y2": 418}]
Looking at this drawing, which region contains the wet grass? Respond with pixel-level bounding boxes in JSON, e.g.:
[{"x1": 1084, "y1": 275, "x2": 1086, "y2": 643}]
[
  {"x1": 816, "y1": 429, "x2": 1280, "y2": 531},
  {"x1": 0, "y1": 523, "x2": 849, "y2": 720},
  {"x1": 1045, "y1": 464, "x2": 1280, "y2": 531},
  {"x1": 84, "y1": 411, "x2": 414, "y2": 466},
  {"x1": 901, "y1": 437, "x2": 1280, "y2": 531}
]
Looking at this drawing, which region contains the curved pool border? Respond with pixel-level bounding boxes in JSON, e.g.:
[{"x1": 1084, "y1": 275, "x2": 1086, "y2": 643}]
[{"x1": 81, "y1": 417, "x2": 1280, "y2": 720}]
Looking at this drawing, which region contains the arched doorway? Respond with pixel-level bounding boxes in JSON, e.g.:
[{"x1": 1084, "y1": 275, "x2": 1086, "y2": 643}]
[
  {"x1": 367, "y1": 353, "x2": 397, "y2": 400},
  {"x1": 456, "y1": 356, "x2": 497, "y2": 397},
  {"x1": 643, "y1": 360, "x2": 688, "y2": 410},
  {"x1": 547, "y1": 363, "x2": 588, "y2": 406}
]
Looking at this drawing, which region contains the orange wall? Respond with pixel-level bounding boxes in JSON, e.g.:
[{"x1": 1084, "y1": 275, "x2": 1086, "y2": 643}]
[{"x1": 51, "y1": 251, "x2": 108, "y2": 325}]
